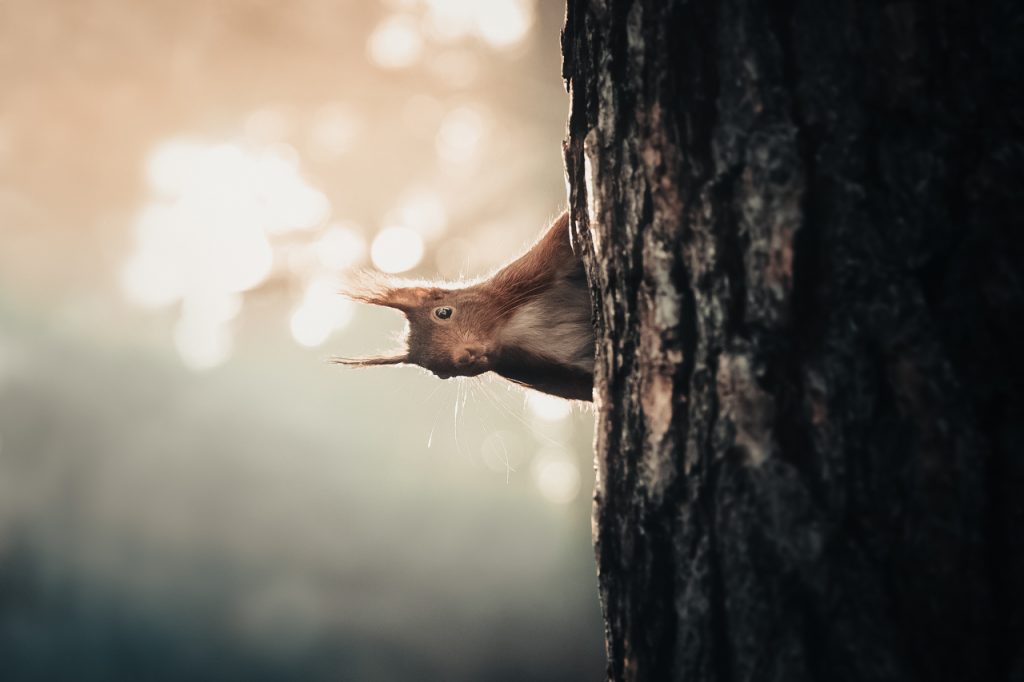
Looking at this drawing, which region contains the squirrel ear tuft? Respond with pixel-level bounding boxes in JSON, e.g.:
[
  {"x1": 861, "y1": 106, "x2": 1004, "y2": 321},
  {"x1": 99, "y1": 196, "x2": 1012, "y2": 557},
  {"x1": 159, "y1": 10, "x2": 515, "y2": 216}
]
[
  {"x1": 376, "y1": 287, "x2": 431, "y2": 311},
  {"x1": 331, "y1": 353, "x2": 408, "y2": 368},
  {"x1": 339, "y1": 271, "x2": 430, "y2": 312}
]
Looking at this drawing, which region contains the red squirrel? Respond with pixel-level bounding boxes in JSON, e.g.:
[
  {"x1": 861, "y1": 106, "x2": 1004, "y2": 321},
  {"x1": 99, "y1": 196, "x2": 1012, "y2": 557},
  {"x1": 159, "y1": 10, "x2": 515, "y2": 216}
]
[{"x1": 335, "y1": 210, "x2": 594, "y2": 401}]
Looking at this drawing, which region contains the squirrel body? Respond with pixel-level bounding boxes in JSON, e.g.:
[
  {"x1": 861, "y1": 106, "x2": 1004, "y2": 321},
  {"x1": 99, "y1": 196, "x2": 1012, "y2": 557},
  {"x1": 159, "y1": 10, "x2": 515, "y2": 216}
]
[{"x1": 337, "y1": 211, "x2": 594, "y2": 401}]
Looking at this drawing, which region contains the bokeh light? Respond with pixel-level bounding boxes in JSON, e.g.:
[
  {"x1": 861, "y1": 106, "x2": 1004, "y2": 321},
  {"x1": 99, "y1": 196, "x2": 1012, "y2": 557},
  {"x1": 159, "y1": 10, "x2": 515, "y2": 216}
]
[
  {"x1": 123, "y1": 138, "x2": 332, "y2": 367},
  {"x1": 531, "y1": 446, "x2": 581, "y2": 504},
  {"x1": 368, "y1": 14, "x2": 424, "y2": 69},
  {"x1": 370, "y1": 226, "x2": 425, "y2": 273},
  {"x1": 314, "y1": 222, "x2": 368, "y2": 271},
  {"x1": 290, "y1": 277, "x2": 355, "y2": 347},
  {"x1": 527, "y1": 391, "x2": 573, "y2": 422},
  {"x1": 475, "y1": 0, "x2": 534, "y2": 48},
  {"x1": 419, "y1": 0, "x2": 534, "y2": 48}
]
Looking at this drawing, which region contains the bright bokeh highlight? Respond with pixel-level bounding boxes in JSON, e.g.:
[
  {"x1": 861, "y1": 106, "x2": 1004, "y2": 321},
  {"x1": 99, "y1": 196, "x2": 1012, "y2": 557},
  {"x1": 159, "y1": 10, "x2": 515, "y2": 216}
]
[
  {"x1": 526, "y1": 391, "x2": 572, "y2": 422},
  {"x1": 123, "y1": 138, "x2": 332, "y2": 369},
  {"x1": 371, "y1": 226, "x2": 425, "y2": 273},
  {"x1": 315, "y1": 223, "x2": 367, "y2": 270},
  {"x1": 531, "y1": 447, "x2": 581, "y2": 504},
  {"x1": 420, "y1": 0, "x2": 534, "y2": 48},
  {"x1": 475, "y1": 0, "x2": 533, "y2": 48},
  {"x1": 289, "y1": 277, "x2": 355, "y2": 347},
  {"x1": 368, "y1": 15, "x2": 424, "y2": 69}
]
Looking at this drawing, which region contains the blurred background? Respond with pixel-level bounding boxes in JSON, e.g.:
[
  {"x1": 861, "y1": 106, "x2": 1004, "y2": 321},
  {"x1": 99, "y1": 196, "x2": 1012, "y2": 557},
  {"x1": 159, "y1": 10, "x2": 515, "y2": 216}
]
[{"x1": 0, "y1": 0, "x2": 604, "y2": 679}]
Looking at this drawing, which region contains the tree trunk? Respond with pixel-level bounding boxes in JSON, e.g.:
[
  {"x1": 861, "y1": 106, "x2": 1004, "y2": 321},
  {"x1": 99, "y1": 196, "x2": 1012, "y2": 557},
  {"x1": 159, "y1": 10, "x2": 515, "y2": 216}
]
[{"x1": 561, "y1": 1, "x2": 1023, "y2": 680}]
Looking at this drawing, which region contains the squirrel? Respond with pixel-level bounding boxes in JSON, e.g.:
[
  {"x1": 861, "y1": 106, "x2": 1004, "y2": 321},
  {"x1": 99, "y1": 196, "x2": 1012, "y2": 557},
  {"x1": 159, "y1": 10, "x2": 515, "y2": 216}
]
[{"x1": 335, "y1": 210, "x2": 594, "y2": 401}]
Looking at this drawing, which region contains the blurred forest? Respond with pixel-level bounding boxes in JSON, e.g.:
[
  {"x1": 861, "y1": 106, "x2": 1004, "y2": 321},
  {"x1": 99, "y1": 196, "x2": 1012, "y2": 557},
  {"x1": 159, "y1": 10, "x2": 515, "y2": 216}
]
[{"x1": 0, "y1": 1, "x2": 604, "y2": 679}]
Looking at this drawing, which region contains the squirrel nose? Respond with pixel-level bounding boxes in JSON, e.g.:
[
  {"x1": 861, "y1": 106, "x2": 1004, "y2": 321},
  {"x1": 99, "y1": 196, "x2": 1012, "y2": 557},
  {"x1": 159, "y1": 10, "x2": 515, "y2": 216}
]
[{"x1": 453, "y1": 346, "x2": 485, "y2": 367}]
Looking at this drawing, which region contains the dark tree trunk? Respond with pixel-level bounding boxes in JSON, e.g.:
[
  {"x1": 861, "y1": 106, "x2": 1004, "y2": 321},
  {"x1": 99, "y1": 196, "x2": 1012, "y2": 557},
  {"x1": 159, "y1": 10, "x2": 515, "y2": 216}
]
[{"x1": 561, "y1": 1, "x2": 1023, "y2": 680}]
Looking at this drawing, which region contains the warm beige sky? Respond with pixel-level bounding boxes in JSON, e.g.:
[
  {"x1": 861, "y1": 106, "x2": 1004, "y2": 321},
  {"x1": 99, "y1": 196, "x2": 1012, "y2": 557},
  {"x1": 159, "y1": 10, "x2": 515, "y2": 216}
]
[{"x1": 0, "y1": 0, "x2": 568, "y2": 321}]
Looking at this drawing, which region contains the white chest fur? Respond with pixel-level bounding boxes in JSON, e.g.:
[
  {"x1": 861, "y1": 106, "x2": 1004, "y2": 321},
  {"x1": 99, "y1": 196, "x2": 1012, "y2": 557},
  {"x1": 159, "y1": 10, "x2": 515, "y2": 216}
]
[{"x1": 498, "y1": 282, "x2": 594, "y2": 372}]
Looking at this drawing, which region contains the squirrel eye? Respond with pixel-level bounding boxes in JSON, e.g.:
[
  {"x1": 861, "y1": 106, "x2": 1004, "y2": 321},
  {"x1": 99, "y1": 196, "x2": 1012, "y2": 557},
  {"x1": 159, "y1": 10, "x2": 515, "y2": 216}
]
[{"x1": 434, "y1": 306, "x2": 454, "y2": 320}]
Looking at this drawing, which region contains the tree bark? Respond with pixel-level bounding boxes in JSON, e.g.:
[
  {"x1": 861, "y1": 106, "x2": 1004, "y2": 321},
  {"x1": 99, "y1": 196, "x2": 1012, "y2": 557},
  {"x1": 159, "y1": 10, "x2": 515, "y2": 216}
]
[{"x1": 561, "y1": 1, "x2": 1023, "y2": 680}]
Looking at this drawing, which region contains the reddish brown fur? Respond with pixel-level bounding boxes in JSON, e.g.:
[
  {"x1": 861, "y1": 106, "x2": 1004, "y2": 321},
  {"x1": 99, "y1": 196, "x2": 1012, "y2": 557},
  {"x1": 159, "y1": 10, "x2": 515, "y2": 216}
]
[
  {"x1": 487, "y1": 211, "x2": 574, "y2": 311},
  {"x1": 335, "y1": 211, "x2": 594, "y2": 400}
]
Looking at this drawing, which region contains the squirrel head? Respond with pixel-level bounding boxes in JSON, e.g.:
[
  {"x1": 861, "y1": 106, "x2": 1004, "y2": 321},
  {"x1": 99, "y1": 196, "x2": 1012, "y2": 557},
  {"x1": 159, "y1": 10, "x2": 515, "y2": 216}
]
[{"x1": 336, "y1": 275, "x2": 501, "y2": 379}]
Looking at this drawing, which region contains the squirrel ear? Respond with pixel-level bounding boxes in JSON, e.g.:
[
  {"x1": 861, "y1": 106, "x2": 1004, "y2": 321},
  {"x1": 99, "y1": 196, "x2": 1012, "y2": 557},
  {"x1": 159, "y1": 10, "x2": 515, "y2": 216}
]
[
  {"x1": 332, "y1": 353, "x2": 408, "y2": 368},
  {"x1": 339, "y1": 271, "x2": 430, "y2": 312},
  {"x1": 375, "y1": 286, "x2": 430, "y2": 312}
]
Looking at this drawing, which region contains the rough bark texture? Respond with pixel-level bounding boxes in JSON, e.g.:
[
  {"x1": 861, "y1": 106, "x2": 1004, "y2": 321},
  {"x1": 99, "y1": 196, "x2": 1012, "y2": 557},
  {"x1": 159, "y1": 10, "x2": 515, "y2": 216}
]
[{"x1": 561, "y1": 1, "x2": 1023, "y2": 680}]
